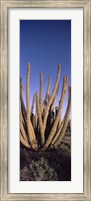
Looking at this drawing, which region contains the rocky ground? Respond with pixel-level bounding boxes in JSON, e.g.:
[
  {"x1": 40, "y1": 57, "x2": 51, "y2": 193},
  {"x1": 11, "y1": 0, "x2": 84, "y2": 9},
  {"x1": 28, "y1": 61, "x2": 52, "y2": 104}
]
[{"x1": 20, "y1": 130, "x2": 71, "y2": 181}]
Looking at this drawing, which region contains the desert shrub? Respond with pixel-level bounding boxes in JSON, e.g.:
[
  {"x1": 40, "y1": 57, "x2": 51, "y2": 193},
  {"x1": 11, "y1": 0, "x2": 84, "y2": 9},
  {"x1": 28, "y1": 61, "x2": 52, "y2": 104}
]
[
  {"x1": 20, "y1": 166, "x2": 31, "y2": 181},
  {"x1": 20, "y1": 156, "x2": 58, "y2": 181}
]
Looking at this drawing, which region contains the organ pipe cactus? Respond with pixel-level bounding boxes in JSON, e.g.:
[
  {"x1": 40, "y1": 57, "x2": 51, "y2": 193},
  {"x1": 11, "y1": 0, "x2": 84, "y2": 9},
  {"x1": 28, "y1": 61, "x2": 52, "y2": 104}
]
[
  {"x1": 53, "y1": 86, "x2": 71, "y2": 147},
  {"x1": 31, "y1": 94, "x2": 35, "y2": 116},
  {"x1": 39, "y1": 72, "x2": 43, "y2": 112},
  {"x1": 43, "y1": 76, "x2": 68, "y2": 149},
  {"x1": 26, "y1": 64, "x2": 38, "y2": 150},
  {"x1": 36, "y1": 92, "x2": 45, "y2": 145},
  {"x1": 44, "y1": 76, "x2": 51, "y2": 105},
  {"x1": 43, "y1": 64, "x2": 61, "y2": 133},
  {"x1": 20, "y1": 63, "x2": 71, "y2": 151}
]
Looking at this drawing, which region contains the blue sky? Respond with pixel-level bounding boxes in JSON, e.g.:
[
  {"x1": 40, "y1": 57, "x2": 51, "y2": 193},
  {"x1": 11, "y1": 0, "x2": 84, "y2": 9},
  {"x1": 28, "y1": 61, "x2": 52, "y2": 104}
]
[{"x1": 20, "y1": 20, "x2": 71, "y2": 118}]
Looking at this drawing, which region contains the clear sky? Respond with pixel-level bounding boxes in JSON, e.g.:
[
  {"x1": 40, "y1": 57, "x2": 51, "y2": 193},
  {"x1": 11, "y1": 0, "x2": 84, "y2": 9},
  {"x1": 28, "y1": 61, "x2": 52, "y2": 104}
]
[{"x1": 20, "y1": 20, "x2": 71, "y2": 118}]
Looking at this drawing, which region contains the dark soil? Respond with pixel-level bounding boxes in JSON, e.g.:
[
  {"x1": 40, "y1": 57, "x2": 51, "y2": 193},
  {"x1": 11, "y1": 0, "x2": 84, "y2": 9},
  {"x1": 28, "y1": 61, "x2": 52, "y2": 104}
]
[{"x1": 20, "y1": 144, "x2": 71, "y2": 181}]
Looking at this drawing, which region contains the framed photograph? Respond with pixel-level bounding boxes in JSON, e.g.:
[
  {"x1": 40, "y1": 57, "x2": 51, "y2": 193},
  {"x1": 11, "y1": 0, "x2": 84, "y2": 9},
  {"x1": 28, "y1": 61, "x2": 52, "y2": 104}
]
[{"x1": 0, "y1": 0, "x2": 91, "y2": 201}]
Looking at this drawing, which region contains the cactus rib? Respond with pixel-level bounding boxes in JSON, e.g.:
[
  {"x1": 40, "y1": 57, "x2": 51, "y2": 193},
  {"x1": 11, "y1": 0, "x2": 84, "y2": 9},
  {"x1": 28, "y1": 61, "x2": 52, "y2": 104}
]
[
  {"x1": 54, "y1": 86, "x2": 71, "y2": 146},
  {"x1": 43, "y1": 64, "x2": 61, "y2": 132},
  {"x1": 36, "y1": 92, "x2": 45, "y2": 145},
  {"x1": 26, "y1": 63, "x2": 38, "y2": 150},
  {"x1": 20, "y1": 132, "x2": 31, "y2": 148},
  {"x1": 43, "y1": 76, "x2": 68, "y2": 149}
]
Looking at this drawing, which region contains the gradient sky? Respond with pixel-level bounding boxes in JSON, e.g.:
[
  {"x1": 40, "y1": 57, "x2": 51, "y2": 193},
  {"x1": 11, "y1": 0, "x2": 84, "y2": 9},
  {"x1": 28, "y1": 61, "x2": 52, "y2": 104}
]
[{"x1": 20, "y1": 20, "x2": 71, "y2": 118}]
